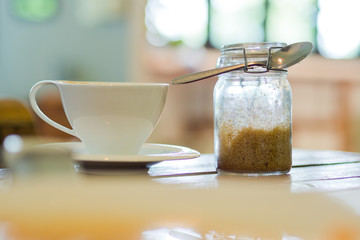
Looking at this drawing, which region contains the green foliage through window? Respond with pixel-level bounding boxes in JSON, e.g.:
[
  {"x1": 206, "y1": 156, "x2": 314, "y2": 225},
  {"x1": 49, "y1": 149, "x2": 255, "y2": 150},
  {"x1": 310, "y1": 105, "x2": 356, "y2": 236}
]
[{"x1": 13, "y1": 0, "x2": 58, "y2": 22}]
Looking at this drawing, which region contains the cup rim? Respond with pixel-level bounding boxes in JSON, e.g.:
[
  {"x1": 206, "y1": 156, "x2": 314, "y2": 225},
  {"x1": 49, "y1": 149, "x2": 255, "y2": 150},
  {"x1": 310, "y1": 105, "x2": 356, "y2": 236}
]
[{"x1": 49, "y1": 80, "x2": 169, "y2": 87}]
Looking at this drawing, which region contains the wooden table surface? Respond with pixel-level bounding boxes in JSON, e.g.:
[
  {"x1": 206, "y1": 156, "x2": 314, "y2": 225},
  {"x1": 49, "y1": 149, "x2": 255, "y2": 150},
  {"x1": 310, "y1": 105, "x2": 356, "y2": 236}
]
[
  {"x1": 1, "y1": 148, "x2": 360, "y2": 239},
  {"x1": 147, "y1": 149, "x2": 360, "y2": 191}
]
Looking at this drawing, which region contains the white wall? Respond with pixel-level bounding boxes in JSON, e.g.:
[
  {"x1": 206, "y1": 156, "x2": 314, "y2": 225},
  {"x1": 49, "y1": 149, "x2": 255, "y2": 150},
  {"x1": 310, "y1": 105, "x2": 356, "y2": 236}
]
[{"x1": 0, "y1": 0, "x2": 130, "y2": 101}]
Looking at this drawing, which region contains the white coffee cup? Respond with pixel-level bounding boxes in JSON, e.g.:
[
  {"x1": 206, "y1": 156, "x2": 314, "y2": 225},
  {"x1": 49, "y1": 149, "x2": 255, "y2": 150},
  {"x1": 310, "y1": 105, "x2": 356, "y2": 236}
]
[{"x1": 29, "y1": 80, "x2": 169, "y2": 155}]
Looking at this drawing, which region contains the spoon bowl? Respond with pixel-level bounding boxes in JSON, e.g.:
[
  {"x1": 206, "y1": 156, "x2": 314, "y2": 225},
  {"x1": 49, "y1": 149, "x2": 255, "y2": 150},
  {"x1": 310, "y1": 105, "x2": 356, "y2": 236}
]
[
  {"x1": 269, "y1": 42, "x2": 313, "y2": 70},
  {"x1": 172, "y1": 42, "x2": 313, "y2": 85}
]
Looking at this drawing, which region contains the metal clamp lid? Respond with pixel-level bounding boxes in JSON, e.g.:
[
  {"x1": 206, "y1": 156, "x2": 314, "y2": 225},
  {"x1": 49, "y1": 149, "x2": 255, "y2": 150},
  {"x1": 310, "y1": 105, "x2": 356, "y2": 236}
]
[{"x1": 242, "y1": 46, "x2": 287, "y2": 73}]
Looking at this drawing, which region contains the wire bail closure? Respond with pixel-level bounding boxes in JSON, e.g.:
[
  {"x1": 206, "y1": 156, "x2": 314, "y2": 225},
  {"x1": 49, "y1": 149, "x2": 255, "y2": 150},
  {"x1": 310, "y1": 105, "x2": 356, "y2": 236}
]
[{"x1": 242, "y1": 46, "x2": 286, "y2": 73}]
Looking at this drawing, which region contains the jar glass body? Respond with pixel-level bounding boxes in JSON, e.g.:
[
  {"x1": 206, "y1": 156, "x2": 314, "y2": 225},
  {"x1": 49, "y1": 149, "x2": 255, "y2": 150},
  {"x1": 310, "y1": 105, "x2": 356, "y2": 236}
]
[{"x1": 214, "y1": 43, "x2": 292, "y2": 175}]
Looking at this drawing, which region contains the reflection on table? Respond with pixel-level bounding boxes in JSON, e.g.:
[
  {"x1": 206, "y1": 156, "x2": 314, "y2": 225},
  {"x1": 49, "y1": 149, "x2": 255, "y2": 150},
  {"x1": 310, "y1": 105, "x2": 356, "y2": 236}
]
[{"x1": 1, "y1": 140, "x2": 360, "y2": 239}]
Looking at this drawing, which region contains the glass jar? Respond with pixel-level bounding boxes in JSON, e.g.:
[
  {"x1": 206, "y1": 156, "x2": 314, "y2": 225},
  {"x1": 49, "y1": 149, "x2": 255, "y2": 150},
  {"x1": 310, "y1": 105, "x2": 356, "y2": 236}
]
[{"x1": 214, "y1": 42, "x2": 292, "y2": 176}]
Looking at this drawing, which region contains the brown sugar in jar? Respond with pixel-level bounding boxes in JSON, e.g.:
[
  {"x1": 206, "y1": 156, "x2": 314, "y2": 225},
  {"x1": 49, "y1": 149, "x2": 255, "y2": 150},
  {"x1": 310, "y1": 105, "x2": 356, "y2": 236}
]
[
  {"x1": 217, "y1": 122, "x2": 292, "y2": 175},
  {"x1": 214, "y1": 42, "x2": 292, "y2": 175}
]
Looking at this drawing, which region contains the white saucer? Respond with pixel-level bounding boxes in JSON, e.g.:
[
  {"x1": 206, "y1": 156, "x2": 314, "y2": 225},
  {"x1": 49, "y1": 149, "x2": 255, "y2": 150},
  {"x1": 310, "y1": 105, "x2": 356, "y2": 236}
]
[{"x1": 42, "y1": 142, "x2": 200, "y2": 168}]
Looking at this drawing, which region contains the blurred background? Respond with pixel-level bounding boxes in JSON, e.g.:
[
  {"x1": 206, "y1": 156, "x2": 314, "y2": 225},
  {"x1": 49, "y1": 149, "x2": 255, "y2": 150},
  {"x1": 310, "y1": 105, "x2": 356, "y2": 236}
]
[{"x1": 1, "y1": 0, "x2": 360, "y2": 154}]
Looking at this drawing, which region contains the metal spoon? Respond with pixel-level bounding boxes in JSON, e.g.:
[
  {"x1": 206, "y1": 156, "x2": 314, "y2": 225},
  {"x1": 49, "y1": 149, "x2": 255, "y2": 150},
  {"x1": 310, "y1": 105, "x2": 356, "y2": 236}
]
[{"x1": 172, "y1": 42, "x2": 313, "y2": 85}]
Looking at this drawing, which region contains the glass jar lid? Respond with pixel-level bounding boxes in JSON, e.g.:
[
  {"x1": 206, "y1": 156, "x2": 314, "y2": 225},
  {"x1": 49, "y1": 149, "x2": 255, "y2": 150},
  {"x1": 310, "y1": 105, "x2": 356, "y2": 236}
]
[{"x1": 217, "y1": 42, "x2": 287, "y2": 73}]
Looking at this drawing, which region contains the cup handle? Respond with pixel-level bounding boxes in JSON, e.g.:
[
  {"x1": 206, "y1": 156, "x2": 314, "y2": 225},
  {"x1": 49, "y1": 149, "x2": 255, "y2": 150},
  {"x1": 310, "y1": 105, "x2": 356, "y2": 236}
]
[{"x1": 29, "y1": 80, "x2": 77, "y2": 137}]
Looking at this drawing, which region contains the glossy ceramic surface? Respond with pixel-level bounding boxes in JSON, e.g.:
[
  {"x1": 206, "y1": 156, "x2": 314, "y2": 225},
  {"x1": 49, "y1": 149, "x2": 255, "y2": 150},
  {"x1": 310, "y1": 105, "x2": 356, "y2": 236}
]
[{"x1": 29, "y1": 81, "x2": 169, "y2": 155}]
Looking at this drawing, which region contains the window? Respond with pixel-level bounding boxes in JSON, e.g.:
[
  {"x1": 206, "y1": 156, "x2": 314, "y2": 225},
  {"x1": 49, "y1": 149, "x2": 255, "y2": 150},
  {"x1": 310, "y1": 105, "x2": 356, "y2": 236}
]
[
  {"x1": 209, "y1": 0, "x2": 265, "y2": 48},
  {"x1": 145, "y1": 0, "x2": 208, "y2": 48},
  {"x1": 317, "y1": 0, "x2": 360, "y2": 58},
  {"x1": 145, "y1": 0, "x2": 360, "y2": 59}
]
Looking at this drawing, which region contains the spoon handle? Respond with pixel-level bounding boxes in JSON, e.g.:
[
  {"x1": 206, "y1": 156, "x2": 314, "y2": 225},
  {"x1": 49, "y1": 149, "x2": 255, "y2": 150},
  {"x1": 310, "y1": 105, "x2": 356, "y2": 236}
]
[{"x1": 172, "y1": 61, "x2": 266, "y2": 85}]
